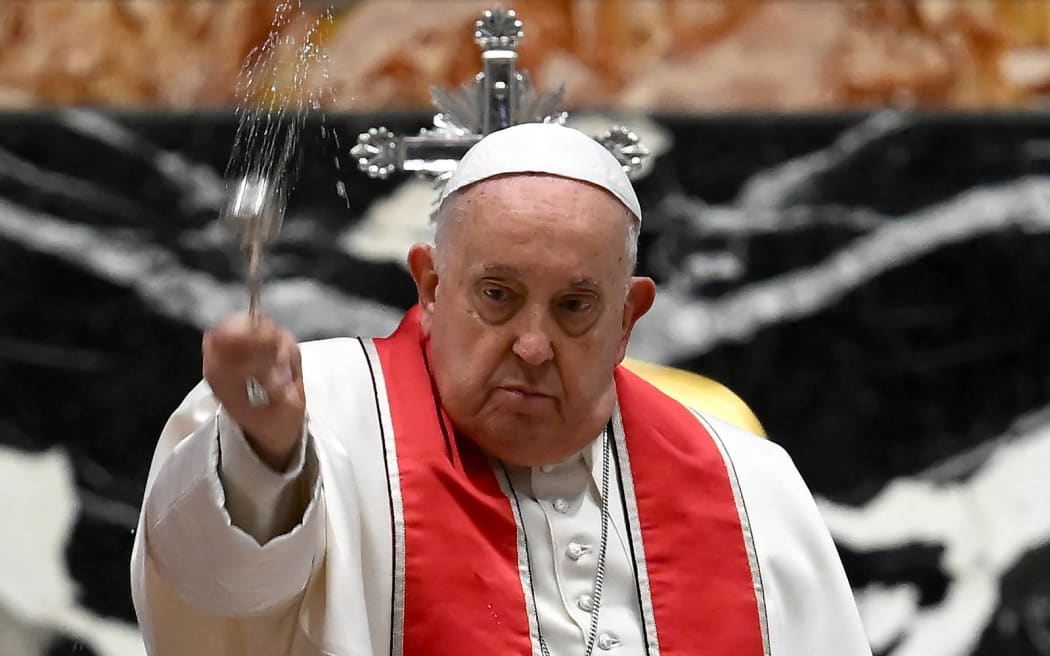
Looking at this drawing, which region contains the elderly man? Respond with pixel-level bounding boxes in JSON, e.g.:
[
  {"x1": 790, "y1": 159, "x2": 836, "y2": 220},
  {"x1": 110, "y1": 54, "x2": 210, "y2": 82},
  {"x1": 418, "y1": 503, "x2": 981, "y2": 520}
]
[{"x1": 131, "y1": 123, "x2": 871, "y2": 655}]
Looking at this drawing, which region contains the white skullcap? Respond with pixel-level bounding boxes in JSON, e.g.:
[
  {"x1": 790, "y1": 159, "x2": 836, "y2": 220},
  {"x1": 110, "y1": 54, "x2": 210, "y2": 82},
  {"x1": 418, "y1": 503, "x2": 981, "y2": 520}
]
[{"x1": 439, "y1": 122, "x2": 642, "y2": 220}]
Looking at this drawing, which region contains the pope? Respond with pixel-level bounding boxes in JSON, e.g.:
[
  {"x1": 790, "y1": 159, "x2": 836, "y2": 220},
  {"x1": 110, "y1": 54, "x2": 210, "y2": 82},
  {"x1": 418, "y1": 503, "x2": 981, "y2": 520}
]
[{"x1": 131, "y1": 122, "x2": 872, "y2": 655}]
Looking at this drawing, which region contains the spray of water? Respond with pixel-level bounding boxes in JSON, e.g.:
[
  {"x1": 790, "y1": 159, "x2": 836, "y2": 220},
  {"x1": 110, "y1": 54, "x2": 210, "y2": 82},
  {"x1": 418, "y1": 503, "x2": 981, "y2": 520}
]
[
  {"x1": 227, "y1": 0, "x2": 338, "y2": 210},
  {"x1": 221, "y1": 0, "x2": 339, "y2": 320}
]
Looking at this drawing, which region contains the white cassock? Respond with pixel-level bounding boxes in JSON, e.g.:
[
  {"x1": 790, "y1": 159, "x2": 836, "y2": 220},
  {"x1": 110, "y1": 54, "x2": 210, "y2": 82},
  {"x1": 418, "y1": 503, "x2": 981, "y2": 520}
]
[{"x1": 131, "y1": 331, "x2": 872, "y2": 656}]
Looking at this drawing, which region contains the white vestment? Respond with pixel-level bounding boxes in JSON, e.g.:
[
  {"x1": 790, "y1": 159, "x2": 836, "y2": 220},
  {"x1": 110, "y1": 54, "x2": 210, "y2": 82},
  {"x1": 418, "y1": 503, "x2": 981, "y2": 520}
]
[{"x1": 131, "y1": 337, "x2": 872, "y2": 655}]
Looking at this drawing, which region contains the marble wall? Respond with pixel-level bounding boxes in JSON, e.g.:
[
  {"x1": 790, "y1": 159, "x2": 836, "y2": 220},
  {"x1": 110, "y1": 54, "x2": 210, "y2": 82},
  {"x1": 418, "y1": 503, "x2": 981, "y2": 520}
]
[
  {"x1": 2, "y1": 108, "x2": 1049, "y2": 656},
  {"x1": 7, "y1": 1, "x2": 1050, "y2": 112}
]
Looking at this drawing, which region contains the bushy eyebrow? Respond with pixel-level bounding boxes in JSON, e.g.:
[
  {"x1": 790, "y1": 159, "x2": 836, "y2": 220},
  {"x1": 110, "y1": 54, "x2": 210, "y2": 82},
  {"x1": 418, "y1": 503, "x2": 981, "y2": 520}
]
[
  {"x1": 473, "y1": 265, "x2": 601, "y2": 292},
  {"x1": 568, "y1": 277, "x2": 600, "y2": 292},
  {"x1": 478, "y1": 264, "x2": 522, "y2": 277}
]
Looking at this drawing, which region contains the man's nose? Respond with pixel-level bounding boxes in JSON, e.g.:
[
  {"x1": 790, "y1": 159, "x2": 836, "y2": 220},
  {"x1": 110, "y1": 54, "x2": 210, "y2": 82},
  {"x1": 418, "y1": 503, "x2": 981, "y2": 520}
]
[{"x1": 512, "y1": 312, "x2": 554, "y2": 366}]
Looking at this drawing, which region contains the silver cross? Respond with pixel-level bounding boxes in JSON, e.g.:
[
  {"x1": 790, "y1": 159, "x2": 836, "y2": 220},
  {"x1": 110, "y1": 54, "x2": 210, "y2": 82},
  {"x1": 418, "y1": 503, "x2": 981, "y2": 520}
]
[{"x1": 350, "y1": 7, "x2": 649, "y2": 184}]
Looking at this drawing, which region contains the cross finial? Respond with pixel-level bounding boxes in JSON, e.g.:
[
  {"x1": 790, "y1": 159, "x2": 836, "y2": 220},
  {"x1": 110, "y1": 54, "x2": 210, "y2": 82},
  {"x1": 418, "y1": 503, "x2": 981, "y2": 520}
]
[
  {"x1": 350, "y1": 6, "x2": 649, "y2": 186},
  {"x1": 474, "y1": 7, "x2": 524, "y2": 51}
]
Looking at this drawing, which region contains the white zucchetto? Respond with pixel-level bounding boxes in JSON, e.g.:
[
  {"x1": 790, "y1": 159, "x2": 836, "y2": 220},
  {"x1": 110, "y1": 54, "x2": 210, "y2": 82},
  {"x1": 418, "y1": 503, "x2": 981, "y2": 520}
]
[{"x1": 438, "y1": 122, "x2": 642, "y2": 220}]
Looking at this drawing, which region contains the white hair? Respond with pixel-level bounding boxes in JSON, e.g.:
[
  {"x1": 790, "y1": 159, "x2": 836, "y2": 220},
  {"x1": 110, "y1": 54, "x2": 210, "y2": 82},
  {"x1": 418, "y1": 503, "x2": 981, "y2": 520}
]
[{"x1": 624, "y1": 213, "x2": 640, "y2": 274}]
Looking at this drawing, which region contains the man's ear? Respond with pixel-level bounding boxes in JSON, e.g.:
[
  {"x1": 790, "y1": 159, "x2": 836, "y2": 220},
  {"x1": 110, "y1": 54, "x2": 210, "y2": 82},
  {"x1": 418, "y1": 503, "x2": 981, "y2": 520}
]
[
  {"x1": 408, "y1": 243, "x2": 438, "y2": 334},
  {"x1": 617, "y1": 276, "x2": 656, "y2": 361}
]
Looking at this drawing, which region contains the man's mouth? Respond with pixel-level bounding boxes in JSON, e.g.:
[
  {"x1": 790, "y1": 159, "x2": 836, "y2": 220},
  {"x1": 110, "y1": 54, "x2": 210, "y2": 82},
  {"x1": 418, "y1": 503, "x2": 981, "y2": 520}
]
[{"x1": 497, "y1": 385, "x2": 552, "y2": 400}]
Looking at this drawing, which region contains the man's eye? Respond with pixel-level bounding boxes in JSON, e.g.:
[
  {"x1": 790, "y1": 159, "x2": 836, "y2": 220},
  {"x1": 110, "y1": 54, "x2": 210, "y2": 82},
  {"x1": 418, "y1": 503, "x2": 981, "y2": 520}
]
[
  {"x1": 483, "y1": 286, "x2": 510, "y2": 302},
  {"x1": 560, "y1": 297, "x2": 593, "y2": 313}
]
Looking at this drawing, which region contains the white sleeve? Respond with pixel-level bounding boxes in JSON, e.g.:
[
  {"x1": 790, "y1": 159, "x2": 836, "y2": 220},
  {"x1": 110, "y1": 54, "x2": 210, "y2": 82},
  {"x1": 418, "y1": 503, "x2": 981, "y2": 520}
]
[
  {"x1": 707, "y1": 416, "x2": 873, "y2": 656},
  {"x1": 137, "y1": 382, "x2": 326, "y2": 617},
  {"x1": 217, "y1": 408, "x2": 311, "y2": 545}
]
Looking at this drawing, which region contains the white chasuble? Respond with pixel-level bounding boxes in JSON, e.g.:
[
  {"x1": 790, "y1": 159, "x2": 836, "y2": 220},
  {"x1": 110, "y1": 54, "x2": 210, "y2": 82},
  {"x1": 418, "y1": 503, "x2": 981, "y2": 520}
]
[{"x1": 132, "y1": 306, "x2": 871, "y2": 655}]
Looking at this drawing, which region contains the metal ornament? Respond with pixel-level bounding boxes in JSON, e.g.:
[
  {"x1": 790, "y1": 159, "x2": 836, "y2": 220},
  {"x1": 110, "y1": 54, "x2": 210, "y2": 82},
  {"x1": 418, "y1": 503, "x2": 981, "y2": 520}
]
[
  {"x1": 222, "y1": 172, "x2": 285, "y2": 325},
  {"x1": 350, "y1": 7, "x2": 650, "y2": 187}
]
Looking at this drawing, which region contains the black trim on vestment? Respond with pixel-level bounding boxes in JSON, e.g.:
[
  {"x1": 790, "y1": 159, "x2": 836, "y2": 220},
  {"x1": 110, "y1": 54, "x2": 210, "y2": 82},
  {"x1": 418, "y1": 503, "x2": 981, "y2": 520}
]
[
  {"x1": 356, "y1": 338, "x2": 398, "y2": 656},
  {"x1": 610, "y1": 422, "x2": 656, "y2": 656}
]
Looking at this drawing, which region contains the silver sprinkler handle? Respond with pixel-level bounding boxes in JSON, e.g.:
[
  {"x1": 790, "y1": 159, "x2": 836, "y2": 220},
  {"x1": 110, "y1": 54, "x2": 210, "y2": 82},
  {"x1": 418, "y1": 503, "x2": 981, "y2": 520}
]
[{"x1": 221, "y1": 174, "x2": 285, "y2": 325}]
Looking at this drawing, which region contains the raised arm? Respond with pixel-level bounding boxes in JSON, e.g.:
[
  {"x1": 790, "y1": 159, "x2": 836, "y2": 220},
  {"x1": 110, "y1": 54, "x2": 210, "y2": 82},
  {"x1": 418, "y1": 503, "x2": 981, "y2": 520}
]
[{"x1": 130, "y1": 314, "x2": 327, "y2": 655}]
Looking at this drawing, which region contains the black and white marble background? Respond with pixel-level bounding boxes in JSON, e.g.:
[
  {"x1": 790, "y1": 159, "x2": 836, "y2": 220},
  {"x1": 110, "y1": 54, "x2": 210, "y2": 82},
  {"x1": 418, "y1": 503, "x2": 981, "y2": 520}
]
[{"x1": 2, "y1": 109, "x2": 1050, "y2": 656}]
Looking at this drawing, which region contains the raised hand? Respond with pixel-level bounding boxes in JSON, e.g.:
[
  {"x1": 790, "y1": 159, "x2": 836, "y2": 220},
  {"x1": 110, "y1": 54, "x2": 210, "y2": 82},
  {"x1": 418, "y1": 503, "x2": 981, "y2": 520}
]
[{"x1": 202, "y1": 314, "x2": 305, "y2": 471}]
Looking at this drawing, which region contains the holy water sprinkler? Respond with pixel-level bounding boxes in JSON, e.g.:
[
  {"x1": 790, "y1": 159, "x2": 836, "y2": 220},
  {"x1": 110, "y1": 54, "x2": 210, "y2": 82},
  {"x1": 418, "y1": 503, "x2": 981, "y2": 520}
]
[
  {"x1": 222, "y1": 172, "x2": 286, "y2": 407},
  {"x1": 223, "y1": 172, "x2": 285, "y2": 324}
]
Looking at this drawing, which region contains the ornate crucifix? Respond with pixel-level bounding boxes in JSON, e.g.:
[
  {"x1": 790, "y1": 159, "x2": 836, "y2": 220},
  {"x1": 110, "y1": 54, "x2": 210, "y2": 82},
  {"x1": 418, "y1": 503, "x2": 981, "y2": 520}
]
[{"x1": 350, "y1": 7, "x2": 650, "y2": 184}]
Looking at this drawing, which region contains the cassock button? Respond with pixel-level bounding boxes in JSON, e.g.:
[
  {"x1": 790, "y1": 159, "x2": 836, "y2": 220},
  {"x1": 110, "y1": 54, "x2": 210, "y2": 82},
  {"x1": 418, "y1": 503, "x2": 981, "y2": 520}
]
[
  {"x1": 597, "y1": 633, "x2": 621, "y2": 650},
  {"x1": 552, "y1": 498, "x2": 570, "y2": 513},
  {"x1": 566, "y1": 542, "x2": 591, "y2": 560},
  {"x1": 577, "y1": 593, "x2": 594, "y2": 612}
]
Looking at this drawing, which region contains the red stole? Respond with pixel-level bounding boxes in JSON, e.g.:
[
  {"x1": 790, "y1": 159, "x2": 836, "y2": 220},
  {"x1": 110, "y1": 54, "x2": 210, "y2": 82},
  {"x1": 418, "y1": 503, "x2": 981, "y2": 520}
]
[{"x1": 372, "y1": 307, "x2": 764, "y2": 655}]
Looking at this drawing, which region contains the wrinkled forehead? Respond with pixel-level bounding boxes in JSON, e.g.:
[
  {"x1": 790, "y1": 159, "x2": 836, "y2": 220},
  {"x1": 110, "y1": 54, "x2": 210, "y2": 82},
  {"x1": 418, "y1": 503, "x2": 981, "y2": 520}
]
[{"x1": 443, "y1": 175, "x2": 634, "y2": 282}]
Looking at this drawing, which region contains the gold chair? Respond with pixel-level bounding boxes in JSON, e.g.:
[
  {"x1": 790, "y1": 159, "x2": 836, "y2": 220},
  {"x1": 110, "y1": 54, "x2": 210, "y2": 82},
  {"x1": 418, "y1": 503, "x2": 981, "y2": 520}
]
[{"x1": 622, "y1": 358, "x2": 766, "y2": 438}]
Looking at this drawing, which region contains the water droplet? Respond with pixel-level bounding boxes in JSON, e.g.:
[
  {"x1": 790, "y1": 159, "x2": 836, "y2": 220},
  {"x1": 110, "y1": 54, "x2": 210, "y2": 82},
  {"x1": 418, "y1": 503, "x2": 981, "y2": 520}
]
[{"x1": 225, "y1": 5, "x2": 338, "y2": 233}]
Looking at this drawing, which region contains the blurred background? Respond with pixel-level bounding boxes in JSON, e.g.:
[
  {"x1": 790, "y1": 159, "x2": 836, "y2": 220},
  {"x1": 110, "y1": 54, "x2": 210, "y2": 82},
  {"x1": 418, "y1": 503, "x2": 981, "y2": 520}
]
[
  {"x1": 3, "y1": 1, "x2": 1050, "y2": 656},
  {"x1": 4, "y1": 0, "x2": 1050, "y2": 111}
]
